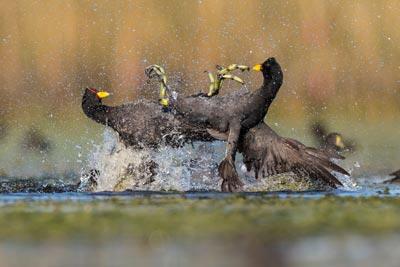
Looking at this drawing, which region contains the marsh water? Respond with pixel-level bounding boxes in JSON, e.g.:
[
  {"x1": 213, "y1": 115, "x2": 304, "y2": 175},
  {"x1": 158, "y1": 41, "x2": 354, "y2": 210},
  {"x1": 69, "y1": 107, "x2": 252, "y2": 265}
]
[
  {"x1": 1, "y1": 189, "x2": 400, "y2": 267},
  {"x1": 0, "y1": 127, "x2": 400, "y2": 267}
]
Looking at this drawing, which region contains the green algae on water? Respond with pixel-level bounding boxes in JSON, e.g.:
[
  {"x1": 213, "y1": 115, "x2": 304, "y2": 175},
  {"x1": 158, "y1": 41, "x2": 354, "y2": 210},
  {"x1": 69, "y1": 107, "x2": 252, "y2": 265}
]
[{"x1": 1, "y1": 196, "x2": 400, "y2": 241}]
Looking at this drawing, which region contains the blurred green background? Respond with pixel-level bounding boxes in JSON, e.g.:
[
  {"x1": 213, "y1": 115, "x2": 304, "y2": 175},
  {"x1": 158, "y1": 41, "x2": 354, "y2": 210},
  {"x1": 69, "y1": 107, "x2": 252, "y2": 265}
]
[{"x1": 0, "y1": 0, "x2": 399, "y2": 177}]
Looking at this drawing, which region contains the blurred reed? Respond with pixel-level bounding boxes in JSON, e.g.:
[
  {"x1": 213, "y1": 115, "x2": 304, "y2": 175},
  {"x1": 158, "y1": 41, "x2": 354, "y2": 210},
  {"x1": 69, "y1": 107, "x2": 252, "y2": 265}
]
[
  {"x1": 0, "y1": 0, "x2": 399, "y2": 122},
  {"x1": 0, "y1": 0, "x2": 399, "y2": 176}
]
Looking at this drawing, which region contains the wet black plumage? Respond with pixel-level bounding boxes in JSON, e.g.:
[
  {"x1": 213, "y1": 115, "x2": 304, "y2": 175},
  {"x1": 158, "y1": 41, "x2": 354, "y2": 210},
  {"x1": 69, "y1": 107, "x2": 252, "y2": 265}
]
[
  {"x1": 83, "y1": 62, "x2": 349, "y2": 192},
  {"x1": 168, "y1": 57, "x2": 283, "y2": 191},
  {"x1": 82, "y1": 88, "x2": 213, "y2": 149},
  {"x1": 239, "y1": 123, "x2": 348, "y2": 188}
]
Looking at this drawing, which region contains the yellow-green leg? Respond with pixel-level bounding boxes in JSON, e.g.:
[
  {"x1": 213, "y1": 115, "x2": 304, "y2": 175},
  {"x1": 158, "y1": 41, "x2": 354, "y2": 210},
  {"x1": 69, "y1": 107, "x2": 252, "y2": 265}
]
[{"x1": 205, "y1": 64, "x2": 250, "y2": 97}]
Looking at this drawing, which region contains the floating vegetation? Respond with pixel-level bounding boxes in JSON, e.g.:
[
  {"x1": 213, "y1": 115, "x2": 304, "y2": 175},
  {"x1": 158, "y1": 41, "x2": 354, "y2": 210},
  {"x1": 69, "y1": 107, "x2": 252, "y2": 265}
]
[{"x1": 1, "y1": 196, "x2": 400, "y2": 241}]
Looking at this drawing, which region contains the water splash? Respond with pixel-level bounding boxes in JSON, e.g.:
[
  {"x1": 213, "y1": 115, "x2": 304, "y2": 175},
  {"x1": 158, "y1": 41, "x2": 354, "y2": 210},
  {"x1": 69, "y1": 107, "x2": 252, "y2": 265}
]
[
  {"x1": 79, "y1": 129, "x2": 224, "y2": 192},
  {"x1": 336, "y1": 173, "x2": 360, "y2": 191},
  {"x1": 79, "y1": 128, "x2": 358, "y2": 193}
]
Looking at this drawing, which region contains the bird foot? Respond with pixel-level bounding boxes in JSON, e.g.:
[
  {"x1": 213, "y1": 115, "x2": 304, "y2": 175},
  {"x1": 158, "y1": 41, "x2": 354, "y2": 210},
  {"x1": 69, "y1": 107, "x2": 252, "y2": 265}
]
[
  {"x1": 218, "y1": 158, "x2": 244, "y2": 192},
  {"x1": 145, "y1": 64, "x2": 170, "y2": 108},
  {"x1": 205, "y1": 64, "x2": 250, "y2": 97}
]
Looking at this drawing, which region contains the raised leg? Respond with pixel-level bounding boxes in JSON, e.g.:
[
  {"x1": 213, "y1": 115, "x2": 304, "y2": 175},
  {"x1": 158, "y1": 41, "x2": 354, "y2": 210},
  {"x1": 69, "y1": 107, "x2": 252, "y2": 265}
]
[
  {"x1": 218, "y1": 121, "x2": 244, "y2": 192},
  {"x1": 206, "y1": 64, "x2": 250, "y2": 97},
  {"x1": 145, "y1": 64, "x2": 170, "y2": 108},
  {"x1": 145, "y1": 63, "x2": 250, "y2": 104}
]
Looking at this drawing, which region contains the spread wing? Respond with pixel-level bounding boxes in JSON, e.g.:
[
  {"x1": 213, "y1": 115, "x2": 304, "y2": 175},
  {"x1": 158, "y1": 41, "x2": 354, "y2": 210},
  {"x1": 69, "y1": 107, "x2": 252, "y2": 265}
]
[{"x1": 239, "y1": 123, "x2": 349, "y2": 188}]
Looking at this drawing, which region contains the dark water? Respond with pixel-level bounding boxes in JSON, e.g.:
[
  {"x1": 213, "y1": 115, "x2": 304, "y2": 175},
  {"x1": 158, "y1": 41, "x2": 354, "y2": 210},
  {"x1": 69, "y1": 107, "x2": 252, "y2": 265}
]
[
  {"x1": 0, "y1": 175, "x2": 399, "y2": 267},
  {"x1": 0, "y1": 174, "x2": 398, "y2": 202}
]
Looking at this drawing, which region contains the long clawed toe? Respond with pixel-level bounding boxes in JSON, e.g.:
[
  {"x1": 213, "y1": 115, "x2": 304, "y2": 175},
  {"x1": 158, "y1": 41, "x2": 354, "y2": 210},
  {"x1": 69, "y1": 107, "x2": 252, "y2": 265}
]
[
  {"x1": 206, "y1": 64, "x2": 250, "y2": 97},
  {"x1": 145, "y1": 63, "x2": 250, "y2": 107},
  {"x1": 145, "y1": 65, "x2": 170, "y2": 108},
  {"x1": 219, "y1": 158, "x2": 244, "y2": 192}
]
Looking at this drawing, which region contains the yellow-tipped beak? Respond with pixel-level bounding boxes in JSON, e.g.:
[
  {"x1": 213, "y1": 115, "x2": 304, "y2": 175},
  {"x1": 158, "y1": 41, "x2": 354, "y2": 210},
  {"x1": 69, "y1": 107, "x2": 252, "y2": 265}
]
[
  {"x1": 335, "y1": 135, "x2": 345, "y2": 149},
  {"x1": 252, "y1": 64, "x2": 262, "y2": 71},
  {"x1": 159, "y1": 98, "x2": 169, "y2": 107},
  {"x1": 96, "y1": 91, "x2": 110, "y2": 99}
]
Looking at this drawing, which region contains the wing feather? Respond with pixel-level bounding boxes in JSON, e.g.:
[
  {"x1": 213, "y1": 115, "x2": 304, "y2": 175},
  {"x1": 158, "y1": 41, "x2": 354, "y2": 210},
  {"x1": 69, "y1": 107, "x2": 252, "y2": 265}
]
[{"x1": 239, "y1": 123, "x2": 349, "y2": 188}]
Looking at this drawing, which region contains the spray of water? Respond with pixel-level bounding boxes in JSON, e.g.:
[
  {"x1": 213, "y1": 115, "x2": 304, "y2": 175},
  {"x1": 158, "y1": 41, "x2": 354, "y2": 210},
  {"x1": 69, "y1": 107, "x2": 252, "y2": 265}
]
[
  {"x1": 330, "y1": 159, "x2": 360, "y2": 191},
  {"x1": 79, "y1": 128, "x2": 358, "y2": 192},
  {"x1": 79, "y1": 128, "x2": 224, "y2": 192}
]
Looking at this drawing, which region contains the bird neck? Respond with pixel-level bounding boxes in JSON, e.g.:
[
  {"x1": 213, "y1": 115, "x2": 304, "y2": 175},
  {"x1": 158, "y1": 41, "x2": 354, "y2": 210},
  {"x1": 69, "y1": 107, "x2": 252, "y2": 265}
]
[
  {"x1": 82, "y1": 95, "x2": 112, "y2": 126},
  {"x1": 256, "y1": 72, "x2": 283, "y2": 104}
]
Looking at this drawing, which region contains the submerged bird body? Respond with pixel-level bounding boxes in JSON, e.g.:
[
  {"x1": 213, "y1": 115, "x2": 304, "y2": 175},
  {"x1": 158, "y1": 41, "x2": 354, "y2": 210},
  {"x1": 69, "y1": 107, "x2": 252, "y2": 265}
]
[
  {"x1": 82, "y1": 88, "x2": 212, "y2": 149},
  {"x1": 169, "y1": 58, "x2": 283, "y2": 191}
]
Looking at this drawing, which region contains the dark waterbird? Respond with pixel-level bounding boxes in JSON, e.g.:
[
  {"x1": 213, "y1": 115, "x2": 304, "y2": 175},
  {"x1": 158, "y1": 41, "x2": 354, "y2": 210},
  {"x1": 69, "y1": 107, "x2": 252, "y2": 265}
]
[
  {"x1": 83, "y1": 60, "x2": 349, "y2": 192},
  {"x1": 149, "y1": 58, "x2": 349, "y2": 190},
  {"x1": 150, "y1": 58, "x2": 348, "y2": 190},
  {"x1": 161, "y1": 57, "x2": 284, "y2": 191},
  {"x1": 82, "y1": 87, "x2": 213, "y2": 148},
  {"x1": 311, "y1": 120, "x2": 357, "y2": 154}
]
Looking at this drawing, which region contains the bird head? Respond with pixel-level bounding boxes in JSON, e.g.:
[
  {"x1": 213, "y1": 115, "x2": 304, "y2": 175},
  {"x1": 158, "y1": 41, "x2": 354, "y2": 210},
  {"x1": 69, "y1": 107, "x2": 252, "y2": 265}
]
[
  {"x1": 326, "y1": 133, "x2": 345, "y2": 150},
  {"x1": 85, "y1": 88, "x2": 110, "y2": 100},
  {"x1": 252, "y1": 57, "x2": 282, "y2": 80}
]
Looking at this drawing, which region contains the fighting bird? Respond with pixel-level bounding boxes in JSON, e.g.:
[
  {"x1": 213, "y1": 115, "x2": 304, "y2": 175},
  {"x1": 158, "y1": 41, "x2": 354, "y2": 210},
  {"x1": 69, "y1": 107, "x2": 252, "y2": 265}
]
[
  {"x1": 147, "y1": 58, "x2": 349, "y2": 191},
  {"x1": 81, "y1": 64, "x2": 250, "y2": 148},
  {"x1": 82, "y1": 59, "x2": 349, "y2": 192},
  {"x1": 148, "y1": 58, "x2": 283, "y2": 191},
  {"x1": 81, "y1": 88, "x2": 213, "y2": 149}
]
